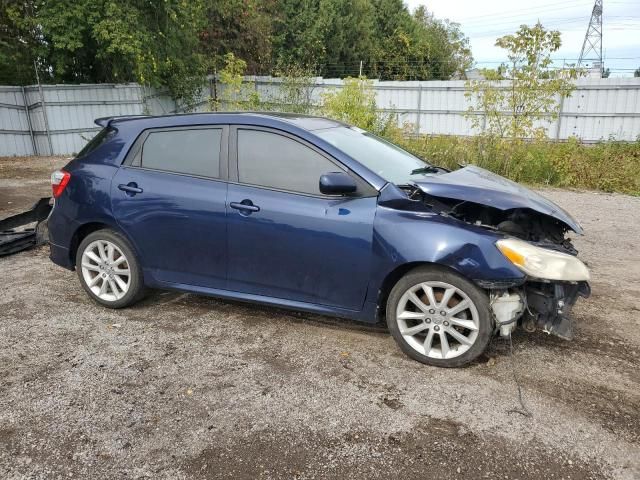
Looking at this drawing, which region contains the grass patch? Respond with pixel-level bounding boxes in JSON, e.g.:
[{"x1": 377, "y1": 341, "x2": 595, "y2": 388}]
[{"x1": 387, "y1": 134, "x2": 640, "y2": 196}]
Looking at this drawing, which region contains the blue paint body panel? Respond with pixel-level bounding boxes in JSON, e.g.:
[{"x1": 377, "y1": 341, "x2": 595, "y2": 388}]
[
  {"x1": 48, "y1": 112, "x2": 582, "y2": 323},
  {"x1": 111, "y1": 167, "x2": 228, "y2": 289},
  {"x1": 226, "y1": 183, "x2": 376, "y2": 310}
]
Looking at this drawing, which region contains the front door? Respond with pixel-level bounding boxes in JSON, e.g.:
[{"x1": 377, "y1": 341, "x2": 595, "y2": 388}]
[
  {"x1": 226, "y1": 127, "x2": 377, "y2": 310},
  {"x1": 111, "y1": 126, "x2": 228, "y2": 288}
]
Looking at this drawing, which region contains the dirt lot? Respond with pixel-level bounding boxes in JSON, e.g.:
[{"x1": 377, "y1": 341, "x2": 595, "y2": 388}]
[{"x1": 1, "y1": 156, "x2": 639, "y2": 479}]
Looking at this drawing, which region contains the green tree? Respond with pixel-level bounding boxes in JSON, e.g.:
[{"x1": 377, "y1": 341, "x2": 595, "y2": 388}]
[
  {"x1": 272, "y1": 0, "x2": 376, "y2": 77},
  {"x1": 465, "y1": 23, "x2": 581, "y2": 139},
  {"x1": 210, "y1": 53, "x2": 261, "y2": 111},
  {"x1": 1, "y1": 0, "x2": 207, "y2": 104},
  {"x1": 270, "y1": 63, "x2": 318, "y2": 113},
  {"x1": 272, "y1": 0, "x2": 324, "y2": 68},
  {"x1": 321, "y1": 77, "x2": 393, "y2": 134},
  {"x1": 369, "y1": 4, "x2": 472, "y2": 80},
  {"x1": 413, "y1": 7, "x2": 472, "y2": 79},
  {"x1": 311, "y1": 0, "x2": 375, "y2": 77},
  {"x1": 271, "y1": 0, "x2": 470, "y2": 80},
  {"x1": 0, "y1": 0, "x2": 39, "y2": 84},
  {"x1": 200, "y1": 0, "x2": 275, "y2": 74},
  {"x1": 634, "y1": 67, "x2": 640, "y2": 78},
  {"x1": 1, "y1": 0, "x2": 477, "y2": 92},
  {"x1": 369, "y1": 0, "x2": 417, "y2": 79}
]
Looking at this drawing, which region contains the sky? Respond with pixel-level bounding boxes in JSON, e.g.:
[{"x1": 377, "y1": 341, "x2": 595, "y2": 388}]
[{"x1": 405, "y1": 0, "x2": 640, "y2": 76}]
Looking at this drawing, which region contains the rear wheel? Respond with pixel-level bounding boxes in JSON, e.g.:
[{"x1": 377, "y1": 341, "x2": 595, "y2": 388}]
[
  {"x1": 76, "y1": 229, "x2": 145, "y2": 308},
  {"x1": 386, "y1": 266, "x2": 492, "y2": 367}
]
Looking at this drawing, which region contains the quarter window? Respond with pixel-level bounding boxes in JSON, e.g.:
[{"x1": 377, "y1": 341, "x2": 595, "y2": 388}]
[
  {"x1": 76, "y1": 127, "x2": 114, "y2": 158},
  {"x1": 237, "y1": 129, "x2": 343, "y2": 195},
  {"x1": 140, "y1": 128, "x2": 222, "y2": 178}
]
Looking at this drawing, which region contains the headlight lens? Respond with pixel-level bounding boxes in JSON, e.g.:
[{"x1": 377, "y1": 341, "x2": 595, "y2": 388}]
[{"x1": 496, "y1": 238, "x2": 590, "y2": 281}]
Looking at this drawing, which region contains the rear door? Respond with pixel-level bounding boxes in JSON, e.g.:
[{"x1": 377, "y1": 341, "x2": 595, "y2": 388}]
[
  {"x1": 111, "y1": 125, "x2": 229, "y2": 288},
  {"x1": 226, "y1": 126, "x2": 377, "y2": 310}
]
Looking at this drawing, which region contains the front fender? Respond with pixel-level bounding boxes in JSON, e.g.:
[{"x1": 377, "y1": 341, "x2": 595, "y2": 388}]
[{"x1": 368, "y1": 206, "x2": 525, "y2": 302}]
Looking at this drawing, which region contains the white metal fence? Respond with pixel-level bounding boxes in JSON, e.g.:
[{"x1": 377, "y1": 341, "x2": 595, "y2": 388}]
[{"x1": 1, "y1": 77, "x2": 639, "y2": 156}]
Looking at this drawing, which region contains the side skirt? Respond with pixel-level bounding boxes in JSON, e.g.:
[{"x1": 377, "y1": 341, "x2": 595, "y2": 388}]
[{"x1": 149, "y1": 279, "x2": 378, "y2": 324}]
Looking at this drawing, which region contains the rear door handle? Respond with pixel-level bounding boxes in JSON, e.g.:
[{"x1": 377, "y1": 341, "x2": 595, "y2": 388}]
[
  {"x1": 230, "y1": 201, "x2": 260, "y2": 213},
  {"x1": 118, "y1": 183, "x2": 143, "y2": 194}
]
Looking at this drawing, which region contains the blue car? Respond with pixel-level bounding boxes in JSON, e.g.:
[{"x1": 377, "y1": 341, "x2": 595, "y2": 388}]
[{"x1": 48, "y1": 113, "x2": 590, "y2": 367}]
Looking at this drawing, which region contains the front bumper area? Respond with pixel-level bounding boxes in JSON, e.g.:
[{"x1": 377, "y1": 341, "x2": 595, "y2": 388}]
[
  {"x1": 523, "y1": 281, "x2": 591, "y2": 340},
  {"x1": 490, "y1": 280, "x2": 590, "y2": 340}
]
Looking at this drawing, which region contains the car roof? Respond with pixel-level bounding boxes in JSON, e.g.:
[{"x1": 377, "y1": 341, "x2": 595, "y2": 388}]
[{"x1": 95, "y1": 112, "x2": 349, "y2": 132}]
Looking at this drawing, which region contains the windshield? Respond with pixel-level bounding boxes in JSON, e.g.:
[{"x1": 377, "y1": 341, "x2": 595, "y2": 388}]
[{"x1": 315, "y1": 126, "x2": 435, "y2": 185}]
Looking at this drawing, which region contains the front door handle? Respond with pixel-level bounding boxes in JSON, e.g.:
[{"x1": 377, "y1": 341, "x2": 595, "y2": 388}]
[
  {"x1": 118, "y1": 183, "x2": 143, "y2": 195},
  {"x1": 230, "y1": 200, "x2": 260, "y2": 213}
]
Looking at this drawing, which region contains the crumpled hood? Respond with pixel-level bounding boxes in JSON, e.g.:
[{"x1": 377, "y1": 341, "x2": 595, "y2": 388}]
[{"x1": 411, "y1": 165, "x2": 583, "y2": 234}]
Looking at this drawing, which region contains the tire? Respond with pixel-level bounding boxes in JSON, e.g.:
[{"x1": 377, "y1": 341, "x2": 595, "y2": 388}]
[
  {"x1": 76, "y1": 229, "x2": 145, "y2": 308},
  {"x1": 386, "y1": 265, "x2": 492, "y2": 368}
]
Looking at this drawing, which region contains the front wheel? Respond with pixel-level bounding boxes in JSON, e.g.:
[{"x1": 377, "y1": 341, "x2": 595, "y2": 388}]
[
  {"x1": 386, "y1": 266, "x2": 492, "y2": 367},
  {"x1": 76, "y1": 229, "x2": 145, "y2": 308}
]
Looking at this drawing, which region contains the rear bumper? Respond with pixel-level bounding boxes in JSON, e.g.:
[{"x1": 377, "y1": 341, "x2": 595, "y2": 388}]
[
  {"x1": 47, "y1": 198, "x2": 77, "y2": 270},
  {"x1": 49, "y1": 242, "x2": 74, "y2": 270}
]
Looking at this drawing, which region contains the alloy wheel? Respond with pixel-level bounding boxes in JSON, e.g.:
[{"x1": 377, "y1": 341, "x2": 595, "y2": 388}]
[
  {"x1": 80, "y1": 239, "x2": 131, "y2": 302},
  {"x1": 395, "y1": 281, "x2": 480, "y2": 359}
]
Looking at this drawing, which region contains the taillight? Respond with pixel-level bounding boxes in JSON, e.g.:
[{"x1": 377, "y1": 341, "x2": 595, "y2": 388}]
[{"x1": 51, "y1": 170, "x2": 71, "y2": 198}]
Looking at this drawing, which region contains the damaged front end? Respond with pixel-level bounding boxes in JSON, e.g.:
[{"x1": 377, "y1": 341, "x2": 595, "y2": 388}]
[
  {"x1": 399, "y1": 165, "x2": 591, "y2": 340},
  {"x1": 521, "y1": 280, "x2": 591, "y2": 339},
  {"x1": 490, "y1": 281, "x2": 590, "y2": 341}
]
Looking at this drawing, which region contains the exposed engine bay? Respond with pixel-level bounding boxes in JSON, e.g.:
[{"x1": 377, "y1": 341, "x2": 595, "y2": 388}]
[{"x1": 402, "y1": 186, "x2": 578, "y2": 255}]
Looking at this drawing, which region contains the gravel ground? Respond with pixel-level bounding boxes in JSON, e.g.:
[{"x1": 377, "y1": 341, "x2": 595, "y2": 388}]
[{"x1": 1, "y1": 156, "x2": 639, "y2": 479}]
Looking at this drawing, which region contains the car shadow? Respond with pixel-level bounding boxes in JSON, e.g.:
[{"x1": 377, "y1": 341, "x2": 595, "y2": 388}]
[
  {"x1": 130, "y1": 289, "x2": 528, "y2": 367},
  {"x1": 132, "y1": 288, "x2": 390, "y2": 335}
]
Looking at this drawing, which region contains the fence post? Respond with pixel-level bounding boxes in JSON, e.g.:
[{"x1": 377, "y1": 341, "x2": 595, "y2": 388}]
[
  {"x1": 414, "y1": 84, "x2": 422, "y2": 136},
  {"x1": 554, "y1": 59, "x2": 567, "y2": 140},
  {"x1": 21, "y1": 86, "x2": 37, "y2": 155},
  {"x1": 555, "y1": 93, "x2": 565, "y2": 140},
  {"x1": 139, "y1": 84, "x2": 148, "y2": 115},
  {"x1": 33, "y1": 62, "x2": 54, "y2": 155}
]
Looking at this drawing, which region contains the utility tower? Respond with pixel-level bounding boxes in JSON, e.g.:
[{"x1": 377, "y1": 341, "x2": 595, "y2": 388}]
[{"x1": 578, "y1": 0, "x2": 603, "y2": 75}]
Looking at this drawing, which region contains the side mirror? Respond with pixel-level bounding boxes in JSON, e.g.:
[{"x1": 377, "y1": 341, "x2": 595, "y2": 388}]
[{"x1": 319, "y1": 172, "x2": 357, "y2": 195}]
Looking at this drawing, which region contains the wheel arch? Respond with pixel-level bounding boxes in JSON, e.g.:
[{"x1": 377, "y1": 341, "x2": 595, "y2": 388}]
[
  {"x1": 69, "y1": 221, "x2": 139, "y2": 267},
  {"x1": 376, "y1": 262, "x2": 467, "y2": 322}
]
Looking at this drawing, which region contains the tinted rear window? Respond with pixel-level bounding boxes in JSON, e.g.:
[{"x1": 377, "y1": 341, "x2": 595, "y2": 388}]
[
  {"x1": 76, "y1": 127, "x2": 113, "y2": 158},
  {"x1": 141, "y1": 128, "x2": 222, "y2": 178}
]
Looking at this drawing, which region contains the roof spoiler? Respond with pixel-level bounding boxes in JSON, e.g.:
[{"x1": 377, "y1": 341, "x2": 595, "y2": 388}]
[{"x1": 94, "y1": 115, "x2": 149, "y2": 128}]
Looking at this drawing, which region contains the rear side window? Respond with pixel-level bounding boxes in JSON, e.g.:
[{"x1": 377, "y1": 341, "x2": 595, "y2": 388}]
[
  {"x1": 140, "y1": 128, "x2": 222, "y2": 178},
  {"x1": 237, "y1": 129, "x2": 342, "y2": 195}
]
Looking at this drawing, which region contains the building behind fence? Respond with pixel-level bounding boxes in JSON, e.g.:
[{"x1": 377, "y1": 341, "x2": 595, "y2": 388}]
[{"x1": 1, "y1": 77, "x2": 639, "y2": 156}]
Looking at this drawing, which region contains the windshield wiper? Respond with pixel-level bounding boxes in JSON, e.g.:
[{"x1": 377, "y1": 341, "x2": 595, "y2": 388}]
[{"x1": 410, "y1": 165, "x2": 440, "y2": 175}]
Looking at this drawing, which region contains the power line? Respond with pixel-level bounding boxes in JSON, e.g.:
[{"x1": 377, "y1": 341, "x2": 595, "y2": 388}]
[
  {"x1": 451, "y1": 2, "x2": 637, "y2": 30},
  {"x1": 467, "y1": 18, "x2": 638, "y2": 38},
  {"x1": 453, "y1": 0, "x2": 637, "y2": 23},
  {"x1": 451, "y1": 0, "x2": 593, "y2": 23}
]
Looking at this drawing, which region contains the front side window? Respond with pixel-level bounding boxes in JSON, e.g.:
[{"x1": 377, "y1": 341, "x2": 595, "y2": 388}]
[
  {"x1": 237, "y1": 129, "x2": 343, "y2": 195},
  {"x1": 140, "y1": 128, "x2": 222, "y2": 178}
]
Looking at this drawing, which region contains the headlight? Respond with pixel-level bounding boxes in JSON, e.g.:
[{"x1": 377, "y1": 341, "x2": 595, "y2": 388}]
[{"x1": 496, "y1": 238, "x2": 590, "y2": 281}]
